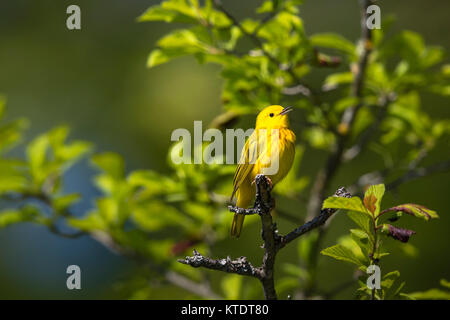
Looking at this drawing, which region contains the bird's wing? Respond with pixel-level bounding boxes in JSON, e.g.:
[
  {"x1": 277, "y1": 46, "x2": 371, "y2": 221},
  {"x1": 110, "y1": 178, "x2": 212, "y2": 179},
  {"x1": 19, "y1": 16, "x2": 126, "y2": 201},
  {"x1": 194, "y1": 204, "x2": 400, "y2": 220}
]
[{"x1": 231, "y1": 130, "x2": 259, "y2": 201}]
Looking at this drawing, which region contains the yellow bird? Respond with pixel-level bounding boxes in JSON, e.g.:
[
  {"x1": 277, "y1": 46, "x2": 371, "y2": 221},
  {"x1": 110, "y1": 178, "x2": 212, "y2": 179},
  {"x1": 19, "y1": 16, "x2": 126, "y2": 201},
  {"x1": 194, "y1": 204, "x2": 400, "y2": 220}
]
[{"x1": 230, "y1": 105, "x2": 296, "y2": 237}]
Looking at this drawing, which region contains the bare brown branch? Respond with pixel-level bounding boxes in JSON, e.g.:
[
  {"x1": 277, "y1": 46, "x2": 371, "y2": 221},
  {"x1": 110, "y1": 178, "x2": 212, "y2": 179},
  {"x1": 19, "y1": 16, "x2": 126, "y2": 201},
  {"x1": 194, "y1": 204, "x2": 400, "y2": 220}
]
[
  {"x1": 179, "y1": 174, "x2": 351, "y2": 300},
  {"x1": 278, "y1": 187, "x2": 352, "y2": 249},
  {"x1": 178, "y1": 250, "x2": 262, "y2": 279}
]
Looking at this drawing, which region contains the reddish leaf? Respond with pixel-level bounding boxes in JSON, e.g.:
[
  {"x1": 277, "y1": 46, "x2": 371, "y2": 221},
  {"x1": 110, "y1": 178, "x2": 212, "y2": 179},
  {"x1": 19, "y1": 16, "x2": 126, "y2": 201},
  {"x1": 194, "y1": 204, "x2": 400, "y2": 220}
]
[
  {"x1": 363, "y1": 184, "x2": 384, "y2": 216},
  {"x1": 364, "y1": 193, "x2": 377, "y2": 215},
  {"x1": 380, "y1": 204, "x2": 438, "y2": 221},
  {"x1": 382, "y1": 224, "x2": 416, "y2": 243},
  {"x1": 171, "y1": 237, "x2": 202, "y2": 256}
]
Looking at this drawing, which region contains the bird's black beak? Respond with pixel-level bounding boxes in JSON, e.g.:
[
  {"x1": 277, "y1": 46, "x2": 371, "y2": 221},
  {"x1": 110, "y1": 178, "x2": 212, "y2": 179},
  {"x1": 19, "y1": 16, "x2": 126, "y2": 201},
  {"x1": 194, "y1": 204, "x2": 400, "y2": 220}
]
[{"x1": 279, "y1": 106, "x2": 293, "y2": 116}]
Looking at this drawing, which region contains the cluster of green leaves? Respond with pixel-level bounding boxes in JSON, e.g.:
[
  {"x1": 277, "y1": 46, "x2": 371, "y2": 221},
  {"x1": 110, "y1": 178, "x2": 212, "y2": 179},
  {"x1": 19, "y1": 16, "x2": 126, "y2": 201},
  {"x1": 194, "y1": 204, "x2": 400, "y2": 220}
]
[
  {"x1": 68, "y1": 149, "x2": 236, "y2": 258},
  {"x1": 0, "y1": 96, "x2": 241, "y2": 298},
  {"x1": 139, "y1": 0, "x2": 310, "y2": 113},
  {"x1": 365, "y1": 27, "x2": 450, "y2": 166},
  {"x1": 320, "y1": 184, "x2": 439, "y2": 299},
  {"x1": 139, "y1": 0, "x2": 450, "y2": 202},
  {"x1": 0, "y1": 96, "x2": 92, "y2": 229}
]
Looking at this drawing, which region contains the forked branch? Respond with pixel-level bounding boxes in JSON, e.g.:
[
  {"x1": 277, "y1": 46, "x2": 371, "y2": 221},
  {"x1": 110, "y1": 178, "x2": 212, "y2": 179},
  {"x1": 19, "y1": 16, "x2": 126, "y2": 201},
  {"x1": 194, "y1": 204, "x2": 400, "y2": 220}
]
[{"x1": 179, "y1": 174, "x2": 351, "y2": 300}]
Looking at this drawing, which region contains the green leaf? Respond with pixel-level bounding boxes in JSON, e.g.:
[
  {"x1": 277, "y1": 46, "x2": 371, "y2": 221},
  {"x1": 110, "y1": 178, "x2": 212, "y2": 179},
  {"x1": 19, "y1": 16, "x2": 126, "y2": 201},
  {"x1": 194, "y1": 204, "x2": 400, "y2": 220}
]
[
  {"x1": 53, "y1": 193, "x2": 81, "y2": 212},
  {"x1": 48, "y1": 126, "x2": 69, "y2": 148},
  {"x1": 323, "y1": 72, "x2": 353, "y2": 88},
  {"x1": 381, "y1": 270, "x2": 400, "y2": 290},
  {"x1": 389, "y1": 281, "x2": 406, "y2": 299},
  {"x1": 366, "y1": 62, "x2": 390, "y2": 91},
  {"x1": 139, "y1": 0, "x2": 230, "y2": 27},
  {"x1": 322, "y1": 196, "x2": 367, "y2": 214},
  {"x1": 182, "y1": 202, "x2": 213, "y2": 224},
  {"x1": 26, "y1": 126, "x2": 90, "y2": 187},
  {"x1": 310, "y1": 33, "x2": 356, "y2": 58},
  {"x1": 27, "y1": 134, "x2": 49, "y2": 174},
  {"x1": 146, "y1": 28, "x2": 210, "y2": 68},
  {"x1": 132, "y1": 201, "x2": 196, "y2": 232},
  {"x1": 398, "y1": 242, "x2": 419, "y2": 258},
  {"x1": 0, "y1": 159, "x2": 28, "y2": 193},
  {"x1": 347, "y1": 210, "x2": 373, "y2": 240},
  {"x1": 97, "y1": 197, "x2": 121, "y2": 225},
  {"x1": 334, "y1": 97, "x2": 359, "y2": 112},
  {"x1": 26, "y1": 133, "x2": 51, "y2": 186},
  {"x1": 147, "y1": 49, "x2": 175, "y2": 68},
  {"x1": 407, "y1": 288, "x2": 450, "y2": 300},
  {"x1": 68, "y1": 211, "x2": 106, "y2": 232},
  {"x1": 257, "y1": 0, "x2": 275, "y2": 13},
  {"x1": 363, "y1": 184, "x2": 385, "y2": 216},
  {"x1": 338, "y1": 235, "x2": 367, "y2": 264},
  {"x1": 0, "y1": 119, "x2": 29, "y2": 153},
  {"x1": 381, "y1": 30, "x2": 443, "y2": 70},
  {"x1": 93, "y1": 174, "x2": 117, "y2": 195},
  {"x1": 0, "y1": 95, "x2": 5, "y2": 119},
  {"x1": 321, "y1": 244, "x2": 364, "y2": 267},
  {"x1": 127, "y1": 170, "x2": 181, "y2": 199},
  {"x1": 158, "y1": 29, "x2": 203, "y2": 50},
  {"x1": 350, "y1": 228, "x2": 372, "y2": 258},
  {"x1": 138, "y1": 1, "x2": 198, "y2": 24},
  {"x1": 0, "y1": 208, "x2": 38, "y2": 228},
  {"x1": 56, "y1": 141, "x2": 92, "y2": 164},
  {"x1": 303, "y1": 127, "x2": 335, "y2": 150},
  {"x1": 440, "y1": 279, "x2": 450, "y2": 289},
  {"x1": 399, "y1": 293, "x2": 416, "y2": 300},
  {"x1": 92, "y1": 152, "x2": 125, "y2": 179}
]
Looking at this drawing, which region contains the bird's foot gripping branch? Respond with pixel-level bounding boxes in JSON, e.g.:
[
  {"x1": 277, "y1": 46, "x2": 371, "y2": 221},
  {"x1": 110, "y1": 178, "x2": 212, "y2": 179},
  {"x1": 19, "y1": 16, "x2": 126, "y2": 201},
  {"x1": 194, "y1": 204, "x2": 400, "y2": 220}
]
[{"x1": 179, "y1": 174, "x2": 351, "y2": 300}]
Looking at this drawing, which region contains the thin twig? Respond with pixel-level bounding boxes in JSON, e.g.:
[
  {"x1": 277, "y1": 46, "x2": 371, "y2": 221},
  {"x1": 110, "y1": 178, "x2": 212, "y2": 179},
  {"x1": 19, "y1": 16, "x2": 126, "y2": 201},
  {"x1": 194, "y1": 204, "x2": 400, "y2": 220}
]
[
  {"x1": 278, "y1": 187, "x2": 352, "y2": 250},
  {"x1": 91, "y1": 231, "x2": 222, "y2": 300},
  {"x1": 306, "y1": 0, "x2": 375, "y2": 221},
  {"x1": 48, "y1": 225, "x2": 86, "y2": 238},
  {"x1": 165, "y1": 271, "x2": 223, "y2": 300},
  {"x1": 343, "y1": 95, "x2": 395, "y2": 162},
  {"x1": 347, "y1": 159, "x2": 450, "y2": 196},
  {"x1": 252, "y1": 7, "x2": 279, "y2": 36},
  {"x1": 385, "y1": 159, "x2": 450, "y2": 192}
]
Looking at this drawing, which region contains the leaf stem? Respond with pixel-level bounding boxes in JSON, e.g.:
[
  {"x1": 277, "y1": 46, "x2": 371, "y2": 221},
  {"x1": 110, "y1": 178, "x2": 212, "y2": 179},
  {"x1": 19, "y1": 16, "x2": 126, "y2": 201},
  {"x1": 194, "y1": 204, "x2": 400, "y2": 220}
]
[{"x1": 370, "y1": 214, "x2": 379, "y2": 300}]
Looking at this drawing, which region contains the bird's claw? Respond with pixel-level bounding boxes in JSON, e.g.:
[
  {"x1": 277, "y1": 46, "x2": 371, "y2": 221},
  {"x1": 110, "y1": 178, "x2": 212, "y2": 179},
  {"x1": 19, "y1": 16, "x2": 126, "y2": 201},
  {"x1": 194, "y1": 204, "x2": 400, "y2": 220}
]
[{"x1": 253, "y1": 174, "x2": 273, "y2": 190}]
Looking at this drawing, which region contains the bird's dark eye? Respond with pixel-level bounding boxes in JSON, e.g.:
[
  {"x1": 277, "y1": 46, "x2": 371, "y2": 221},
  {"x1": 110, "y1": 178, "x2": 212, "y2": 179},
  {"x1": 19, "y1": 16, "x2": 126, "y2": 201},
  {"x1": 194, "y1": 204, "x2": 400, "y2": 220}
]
[{"x1": 269, "y1": 113, "x2": 274, "y2": 117}]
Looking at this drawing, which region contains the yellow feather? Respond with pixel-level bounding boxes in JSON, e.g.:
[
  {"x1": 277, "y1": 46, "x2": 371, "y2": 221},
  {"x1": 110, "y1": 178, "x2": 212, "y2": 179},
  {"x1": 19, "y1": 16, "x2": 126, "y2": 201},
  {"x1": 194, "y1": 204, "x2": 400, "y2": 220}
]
[{"x1": 230, "y1": 105, "x2": 296, "y2": 237}]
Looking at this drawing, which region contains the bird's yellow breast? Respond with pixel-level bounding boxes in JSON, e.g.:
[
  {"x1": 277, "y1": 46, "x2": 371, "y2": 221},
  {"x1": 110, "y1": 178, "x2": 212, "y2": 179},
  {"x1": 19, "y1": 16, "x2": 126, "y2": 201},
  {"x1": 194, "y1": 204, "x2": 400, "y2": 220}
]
[{"x1": 250, "y1": 127, "x2": 296, "y2": 185}]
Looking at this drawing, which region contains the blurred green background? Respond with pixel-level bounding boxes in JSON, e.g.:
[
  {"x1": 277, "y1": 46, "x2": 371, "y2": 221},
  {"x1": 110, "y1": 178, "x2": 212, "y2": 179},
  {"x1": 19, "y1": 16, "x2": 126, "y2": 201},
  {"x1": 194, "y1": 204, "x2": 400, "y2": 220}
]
[{"x1": 0, "y1": 0, "x2": 448, "y2": 299}]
